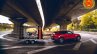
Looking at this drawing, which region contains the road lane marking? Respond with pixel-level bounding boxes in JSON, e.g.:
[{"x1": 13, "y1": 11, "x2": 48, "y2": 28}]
[
  {"x1": 27, "y1": 46, "x2": 57, "y2": 54},
  {"x1": 73, "y1": 42, "x2": 82, "y2": 50},
  {"x1": 2, "y1": 46, "x2": 22, "y2": 50},
  {"x1": 27, "y1": 43, "x2": 75, "y2": 54},
  {"x1": 90, "y1": 39, "x2": 97, "y2": 44},
  {"x1": 0, "y1": 32, "x2": 16, "y2": 41},
  {"x1": 2, "y1": 45, "x2": 57, "y2": 50},
  {"x1": 1, "y1": 44, "x2": 71, "y2": 50},
  {"x1": 0, "y1": 33, "x2": 9, "y2": 38},
  {"x1": 2, "y1": 45, "x2": 10, "y2": 46},
  {"x1": 2, "y1": 46, "x2": 45, "y2": 50}
]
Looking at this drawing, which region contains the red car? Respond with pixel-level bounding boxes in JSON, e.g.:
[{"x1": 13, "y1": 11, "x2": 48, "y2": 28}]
[{"x1": 51, "y1": 31, "x2": 81, "y2": 43}]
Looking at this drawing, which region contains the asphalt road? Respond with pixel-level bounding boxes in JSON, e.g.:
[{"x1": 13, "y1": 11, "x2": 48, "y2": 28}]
[{"x1": 0, "y1": 31, "x2": 97, "y2": 54}]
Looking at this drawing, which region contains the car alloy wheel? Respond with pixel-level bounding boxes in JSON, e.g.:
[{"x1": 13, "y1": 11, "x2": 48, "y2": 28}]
[
  {"x1": 59, "y1": 38, "x2": 65, "y2": 44},
  {"x1": 25, "y1": 40, "x2": 30, "y2": 44},
  {"x1": 76, "y1": 36, "x2": 81, "y2": 41},
  {"x1": 31, "y1": 40, "x2": 35, "y2": 44}
]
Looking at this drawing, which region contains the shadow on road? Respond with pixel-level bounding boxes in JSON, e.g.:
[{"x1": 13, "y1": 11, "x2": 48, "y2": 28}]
[
  {"x1": 18, "y1": 39, "x2": 79, "y2": 46},
  {"x1": 53, "y1": 40, "x2": 79, "y2": 45}
]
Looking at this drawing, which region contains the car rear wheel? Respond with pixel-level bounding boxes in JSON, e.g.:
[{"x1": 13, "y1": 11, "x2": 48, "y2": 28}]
[
  {"x1": 25, "y1": 40, "x2": 35, "y2": 44},
  {"x1": 30, "y1": 40, "x2": 35, "y2": 44},
  {"x1": 75, "y1": 36, "x2": 81, "y2": 42},
  {"x1": 59, "y1": 38, "x2": 65, "y2": 44},
  {"x1": 25, "y1": 40, "x2": 30, "y2": 44}
]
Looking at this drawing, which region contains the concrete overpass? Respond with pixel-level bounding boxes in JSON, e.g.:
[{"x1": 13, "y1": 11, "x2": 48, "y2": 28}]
[{"x1": 0, "y1": 0, "x2": 97, "y2": 39}]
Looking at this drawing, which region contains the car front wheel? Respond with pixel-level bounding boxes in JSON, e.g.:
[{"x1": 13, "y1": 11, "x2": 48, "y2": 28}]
[
  {"x1": 25, "y1": 40, "x2": 30, "y2": 44},
  {"x1": 30, "y1": 40, "x2": 35, "y2": 44},
  {"x1": 59, "y1": 38, "x2": 65, "y2": 44},
  {"x1": 75, "y1": 36, "x2": 81, "y2": 42}
]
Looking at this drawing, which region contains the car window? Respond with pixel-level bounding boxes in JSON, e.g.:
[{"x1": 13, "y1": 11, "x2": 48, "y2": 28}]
[
  {"x1": 54, "y1": 31, "x2": 66, "y2": 34},
  {"x1": 67, "y1": 31, "x2": 73, "y2": 34},
  {"x1": 60, "y1": 31, "x2": 65, "y2": 34}
]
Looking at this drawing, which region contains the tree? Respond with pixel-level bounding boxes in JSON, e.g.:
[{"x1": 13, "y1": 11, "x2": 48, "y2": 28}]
[
  {"x1": 67, "y1": 23, "x2": 74, "y2": 30},
  {"x1": 67, "y1": 9, "x2": 97, "y2": 31},
  {"x1": 91, "y1": 10, "x2": 97, "y2": 27},
  {"x1": 71, "y1": 18, "x2": 79, "y2": 30}
]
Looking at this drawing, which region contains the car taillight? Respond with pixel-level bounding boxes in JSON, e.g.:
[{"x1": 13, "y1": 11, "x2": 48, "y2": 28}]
[
  {"x1": 53, "y1": 33, "x2": 55, "y2": 35},
  {"x1": 51, "y1": 33, "x2": 55, "y2": 36}
]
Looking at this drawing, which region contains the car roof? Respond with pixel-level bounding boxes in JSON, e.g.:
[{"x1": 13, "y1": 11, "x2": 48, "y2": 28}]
[{"x1": 54, "y1": 30, "x2": 71, "y2": 33}]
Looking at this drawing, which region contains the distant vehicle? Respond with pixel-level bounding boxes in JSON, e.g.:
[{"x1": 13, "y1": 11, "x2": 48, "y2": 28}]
[{"x1": 51, "y1": 31, "x2": 81, "y2": 43}]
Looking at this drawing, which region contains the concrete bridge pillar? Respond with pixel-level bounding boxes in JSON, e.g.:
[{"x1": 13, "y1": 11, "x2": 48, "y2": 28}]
[
  {"x1": 60, "y1": 24, "x2": 67, "y2": 31},
  {"x1": 55, "y1": 18, "x2": 70, "y2": 31},
  {"x1": 13, "y1": 22, "x2": 24, "y2": 39},
  {"x1": 59, "y1": 21, "x2": 70, "y2": 31},
  {"x1": 10, "y1": 17, "x2": 27, "y2": 39}
]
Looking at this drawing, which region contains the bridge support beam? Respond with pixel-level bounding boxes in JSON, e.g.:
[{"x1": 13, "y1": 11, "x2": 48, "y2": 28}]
[
  {"x1": 10, "y1": 18, "x2": 27, "y2": 39},
  {"x1": 13, "y1": 22, "x2": 24, "y2": 39}
]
